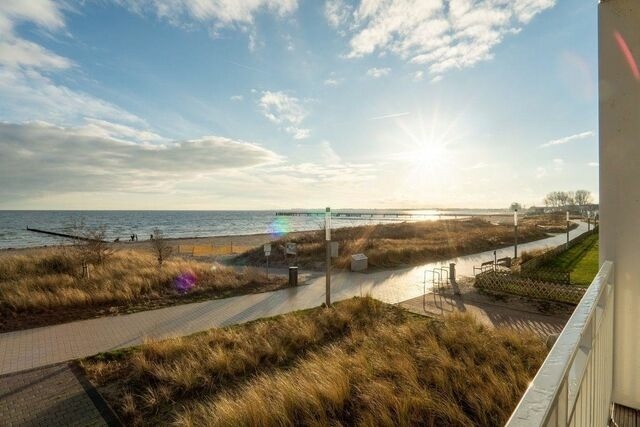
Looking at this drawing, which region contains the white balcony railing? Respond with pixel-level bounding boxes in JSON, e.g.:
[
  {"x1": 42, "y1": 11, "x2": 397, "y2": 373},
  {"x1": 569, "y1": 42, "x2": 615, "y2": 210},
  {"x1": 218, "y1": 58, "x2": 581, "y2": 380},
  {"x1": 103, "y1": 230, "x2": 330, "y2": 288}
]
[{"x1": 506, "y1": 261, "x2": 614, "y2": 427}]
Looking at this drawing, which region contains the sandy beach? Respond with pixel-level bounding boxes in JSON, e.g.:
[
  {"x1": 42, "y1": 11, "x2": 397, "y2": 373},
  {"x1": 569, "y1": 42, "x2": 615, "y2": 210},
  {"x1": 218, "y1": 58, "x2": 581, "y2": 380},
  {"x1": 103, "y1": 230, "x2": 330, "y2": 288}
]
[{"x1": 0, "y1": 230, "x2": 313, "y2": 257}]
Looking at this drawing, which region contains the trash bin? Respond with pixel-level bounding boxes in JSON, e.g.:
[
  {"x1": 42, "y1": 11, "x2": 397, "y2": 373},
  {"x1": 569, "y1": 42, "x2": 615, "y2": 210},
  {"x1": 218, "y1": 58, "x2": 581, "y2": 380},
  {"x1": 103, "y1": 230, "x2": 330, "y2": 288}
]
[
  {"x1": 351, "y1": 253, "x2": 368, "y2": 272},
  {"x1": 289, "y1": 266, "x2": 298, "y2": 286}
]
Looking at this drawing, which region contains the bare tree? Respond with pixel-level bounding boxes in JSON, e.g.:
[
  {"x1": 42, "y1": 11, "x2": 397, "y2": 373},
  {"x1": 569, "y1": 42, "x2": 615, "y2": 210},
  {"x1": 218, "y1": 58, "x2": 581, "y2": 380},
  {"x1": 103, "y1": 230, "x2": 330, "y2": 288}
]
[
  {"x1": 574, "y1": 190, "x2": 593, "y2": 206},
  {"x1": 76, "y1": 224, "x2": 114, "y2": 265},
  {"x1": 510, "y1": 202, "x2": 522, "y2": 211},
  {"x1": 150, "y1": 228, "x2": 173, "y2": 266}
]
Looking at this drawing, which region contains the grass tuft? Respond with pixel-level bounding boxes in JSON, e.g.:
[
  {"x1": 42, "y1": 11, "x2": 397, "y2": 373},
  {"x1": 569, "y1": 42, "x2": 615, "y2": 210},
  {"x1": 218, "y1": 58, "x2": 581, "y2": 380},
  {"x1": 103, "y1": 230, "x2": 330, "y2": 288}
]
[
  {"x1": 0, "y1": 248, "x2": 286, "y2": 331},
  {"x1": 237, "y1": 218, "x2": 555, "y2": 270},
  {"x1": 83, "y1": 297, "x2": 546, "y2": 426}
]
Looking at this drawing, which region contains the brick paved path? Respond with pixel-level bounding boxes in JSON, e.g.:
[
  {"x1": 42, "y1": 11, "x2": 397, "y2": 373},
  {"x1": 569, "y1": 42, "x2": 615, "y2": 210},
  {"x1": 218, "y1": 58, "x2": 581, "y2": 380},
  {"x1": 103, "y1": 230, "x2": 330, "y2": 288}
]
[
  {"x1": 0, "y1": 363, "x2": 113, "y2": 427},
  {"x1": 0, "y1": 223, "x2": 588, "y2": 376}
]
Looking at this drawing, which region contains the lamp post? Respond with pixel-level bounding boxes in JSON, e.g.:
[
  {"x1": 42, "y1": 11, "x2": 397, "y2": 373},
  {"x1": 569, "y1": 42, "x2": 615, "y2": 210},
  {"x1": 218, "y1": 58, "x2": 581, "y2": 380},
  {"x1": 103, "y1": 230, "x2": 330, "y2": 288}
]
[
  {"x1": 514, "y1": 209, "x2": 518, "y2": 259},
  {"x1": 566, "y1": 210, "x2": 570, "y2": 249},
  {"x1": 325, "y1": 207, "x2": 331, "y2": 307}
]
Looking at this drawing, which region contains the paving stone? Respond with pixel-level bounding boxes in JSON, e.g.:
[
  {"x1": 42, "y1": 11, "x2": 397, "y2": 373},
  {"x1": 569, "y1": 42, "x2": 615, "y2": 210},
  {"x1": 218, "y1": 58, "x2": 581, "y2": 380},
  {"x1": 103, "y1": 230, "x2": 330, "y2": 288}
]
[{"x1": 0, "y1": 364, "x2": 108, "y2": 427}]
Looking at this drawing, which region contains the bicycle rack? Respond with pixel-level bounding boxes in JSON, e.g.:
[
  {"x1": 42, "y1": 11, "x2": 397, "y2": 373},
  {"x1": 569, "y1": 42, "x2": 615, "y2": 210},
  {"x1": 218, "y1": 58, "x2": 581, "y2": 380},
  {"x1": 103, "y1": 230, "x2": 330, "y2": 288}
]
[{"x1": 423, "y1": 269, "x2": 442, "y2": 311}]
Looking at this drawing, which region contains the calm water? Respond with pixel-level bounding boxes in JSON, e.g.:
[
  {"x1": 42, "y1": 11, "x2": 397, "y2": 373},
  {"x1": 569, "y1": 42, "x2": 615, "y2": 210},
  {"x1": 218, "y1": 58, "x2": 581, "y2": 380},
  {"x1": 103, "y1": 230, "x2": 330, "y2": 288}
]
[{"x1": 0, "y1": 209, "x2": 504, "y2": 249}]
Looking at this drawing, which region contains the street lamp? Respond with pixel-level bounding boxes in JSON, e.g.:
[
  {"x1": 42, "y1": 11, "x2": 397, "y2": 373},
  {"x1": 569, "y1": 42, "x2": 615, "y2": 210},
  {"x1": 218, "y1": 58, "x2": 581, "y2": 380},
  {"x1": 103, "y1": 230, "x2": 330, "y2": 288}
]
[
  {"x1": 325, "y1": 207, "x2": 331, "y2": 306},
  {"x1": 514, "y1": 209, "x2": 518, "y2": 259}
]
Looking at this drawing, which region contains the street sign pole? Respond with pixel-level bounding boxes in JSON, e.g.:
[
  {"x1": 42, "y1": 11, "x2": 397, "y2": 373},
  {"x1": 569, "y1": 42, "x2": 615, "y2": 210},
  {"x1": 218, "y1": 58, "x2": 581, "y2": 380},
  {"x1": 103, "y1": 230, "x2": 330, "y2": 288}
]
[
  {"x1": 263, "y1": 243, "x2": 271, "y2": 279},
  {"x1": 325, "y1": 207, "x2": 331, "y2": 307},
  {"x1": 566, "y1": 211, "x2": 570, "y2": 249},
  {"x1": 514, "y1": 209, "x2": 518, "y2": 259}
]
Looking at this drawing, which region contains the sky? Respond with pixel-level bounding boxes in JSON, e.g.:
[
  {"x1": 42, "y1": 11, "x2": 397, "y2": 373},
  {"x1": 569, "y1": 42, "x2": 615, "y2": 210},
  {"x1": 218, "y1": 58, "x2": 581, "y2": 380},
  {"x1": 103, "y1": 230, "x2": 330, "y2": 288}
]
[{"x1": 0, "y1": 0, "x2": 599, "y2": 210}]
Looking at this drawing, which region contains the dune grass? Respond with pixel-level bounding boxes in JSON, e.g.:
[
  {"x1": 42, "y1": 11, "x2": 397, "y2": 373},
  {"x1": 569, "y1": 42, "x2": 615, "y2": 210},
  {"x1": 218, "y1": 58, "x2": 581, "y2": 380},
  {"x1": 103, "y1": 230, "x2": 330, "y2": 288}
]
[
  {"x1": 0, "y1": 248, "x2": 286, "y2": 332},
  {"x1": 82, "y1": 297, "x2": 547, "y2": 426},
  {"x1": 237, "y1": 217, "x2": 554, "y2": 270},
  {"x1": 542, "y1": 234, "x2": 600, "y2": 286}
]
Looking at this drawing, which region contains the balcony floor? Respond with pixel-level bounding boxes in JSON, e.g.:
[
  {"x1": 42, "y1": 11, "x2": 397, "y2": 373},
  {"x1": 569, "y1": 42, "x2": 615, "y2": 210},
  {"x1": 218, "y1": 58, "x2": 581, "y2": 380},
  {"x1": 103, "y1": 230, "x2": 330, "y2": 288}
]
[{"x1": 613, "y1": 403, "x2": 640, "y2": 427}]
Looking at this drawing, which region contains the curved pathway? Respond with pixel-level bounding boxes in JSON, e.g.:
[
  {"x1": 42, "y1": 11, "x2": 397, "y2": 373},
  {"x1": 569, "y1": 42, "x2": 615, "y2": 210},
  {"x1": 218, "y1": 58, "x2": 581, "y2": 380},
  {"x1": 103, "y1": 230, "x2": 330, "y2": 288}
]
[{"x1": 0, "y1": 222, "x2": 589, "y2": 375}]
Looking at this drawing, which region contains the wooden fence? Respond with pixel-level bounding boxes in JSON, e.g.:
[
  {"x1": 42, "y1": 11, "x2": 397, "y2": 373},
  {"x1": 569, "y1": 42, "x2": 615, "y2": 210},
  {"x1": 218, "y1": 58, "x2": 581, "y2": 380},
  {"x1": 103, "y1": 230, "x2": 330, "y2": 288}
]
[{"x1": 475, "y1": 270, "x2": 586, "y2": 304}]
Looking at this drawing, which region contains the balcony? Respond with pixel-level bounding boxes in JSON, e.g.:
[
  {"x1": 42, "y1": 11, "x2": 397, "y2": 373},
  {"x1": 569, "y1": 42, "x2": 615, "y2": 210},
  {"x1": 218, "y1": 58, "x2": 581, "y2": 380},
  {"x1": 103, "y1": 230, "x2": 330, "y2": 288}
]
[
  {"x1": 506, "y1": 1, "x2": 640, "y2": 423},
  {"x1": 506, "y1": 261, "x2": 614, "y2": 426}
]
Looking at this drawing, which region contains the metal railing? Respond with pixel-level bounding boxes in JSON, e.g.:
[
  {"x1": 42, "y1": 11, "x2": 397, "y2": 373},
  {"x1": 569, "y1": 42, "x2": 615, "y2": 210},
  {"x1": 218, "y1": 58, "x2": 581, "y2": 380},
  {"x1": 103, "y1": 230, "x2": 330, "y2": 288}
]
[{"x1": 506, "y1": 261, "x2": 614, "y2": 427}]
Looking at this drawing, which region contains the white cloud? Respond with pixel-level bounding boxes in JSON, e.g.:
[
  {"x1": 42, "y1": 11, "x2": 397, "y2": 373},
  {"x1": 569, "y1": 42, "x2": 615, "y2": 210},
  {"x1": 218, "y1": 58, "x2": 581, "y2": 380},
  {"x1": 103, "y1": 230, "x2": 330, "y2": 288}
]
[
  {"x1": 285, "y1": 126, "x2": 311, "y2": 140},
  {"x1": 230, "y1": 95, "x2": 244, "y2": 101},
  {"x1": 0, "y1": 0, "x2": 71, "y2": 70},
  {"x1": 81, "y1": 118, "x2": 165, "y2": 143},
  {"x1": 319, "y1": 140, "x2": 341, "y2": 164},
  {"x1": 0, "y1": 121, "x2": 281, "y2": 198},
  {"x1": 0, "y1": 37, "x2": 72, "y2": 70},
  {"x1": 587, "y1": 162, "x2": 599, "y2": 167},
  {"x1": 323, "y1": 72, "x2": 343, "y2": 86},
  {"x1": 119, "y1": 0, "x2": 298, "y2": 28},
  {"x1": 324, "y1": 78, "x2": 342, "y2": 86},
  {"x1": 369, "y1": 111, "x2": 410, "y2": 120},
  {"x1": 0, "y1": 0, "x2": 146, "y2": 129},
  {"x1": 412, "y1": 70, "x2": 424, "y2": 81},
  {"x1": 366, "y1": 67, "x2": 390, "y2": 78},
  {"x1": 552, "y1": 158, "x2": 564, "y2": 171},
  {"x1": 329, "y1": 0, "x2": 556, "y2": 77},
  {"x1": 0, "y1": 67, "x2": 144, "y2": 125},
  {"x1": 258, "y1": 90, "x2": 310, "y2": 139},
  {"x1": 325, "y1": 0, "x2": 352, "y2": 29},
  {"x1": 535, "y1": 166, "x2": 547, "y2": 179},
  {"x1": 0, "y1": 0, "x2": 65, "y2": 33},
  {"x1": 540, "y1": 130, "x2": 594, "y2": 148}
]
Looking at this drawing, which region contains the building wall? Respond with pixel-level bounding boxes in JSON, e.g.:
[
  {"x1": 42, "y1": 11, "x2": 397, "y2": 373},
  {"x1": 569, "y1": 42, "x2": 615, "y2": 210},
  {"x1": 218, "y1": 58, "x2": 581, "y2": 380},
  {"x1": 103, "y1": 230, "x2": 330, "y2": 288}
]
[{"x1": 599, "y1": 0, "x2": 640, "y2": 409}]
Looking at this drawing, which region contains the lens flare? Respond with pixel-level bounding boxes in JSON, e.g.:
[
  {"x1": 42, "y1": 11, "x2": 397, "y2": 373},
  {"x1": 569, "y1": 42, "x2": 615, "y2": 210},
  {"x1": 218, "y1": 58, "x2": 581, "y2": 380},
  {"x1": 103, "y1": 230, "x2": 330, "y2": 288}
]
[
  {"x1": 614, "y1": 30, "x2": 640, "y2": 81},
  {"x1": 174, "y1": 271, "x2": 197, "y2": 293},
  {"x1": 268, "y1": 217, "x2": 291, "y2": 238}
]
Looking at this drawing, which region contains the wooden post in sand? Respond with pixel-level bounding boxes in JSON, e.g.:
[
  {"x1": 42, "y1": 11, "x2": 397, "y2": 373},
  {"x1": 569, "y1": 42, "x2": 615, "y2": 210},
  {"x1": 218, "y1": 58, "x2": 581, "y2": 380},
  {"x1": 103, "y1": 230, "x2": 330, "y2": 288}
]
[{"x1": 325, "y1": 207, "x2": 331, "y2": 306}]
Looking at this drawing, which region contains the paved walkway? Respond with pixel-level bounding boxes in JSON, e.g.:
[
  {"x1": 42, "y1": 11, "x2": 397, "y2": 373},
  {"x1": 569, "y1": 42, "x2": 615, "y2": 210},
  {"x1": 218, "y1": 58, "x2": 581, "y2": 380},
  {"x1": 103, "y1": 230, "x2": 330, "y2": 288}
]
[
  {"x1": 0, "y1": 223, "x2": 588, "y2": 375},
  {"x1": 400, "y1": 279, "x2": 571, "y2": 337},
  {"x1": 0, "y1": 363, "x2": 110, "y2": 427}
]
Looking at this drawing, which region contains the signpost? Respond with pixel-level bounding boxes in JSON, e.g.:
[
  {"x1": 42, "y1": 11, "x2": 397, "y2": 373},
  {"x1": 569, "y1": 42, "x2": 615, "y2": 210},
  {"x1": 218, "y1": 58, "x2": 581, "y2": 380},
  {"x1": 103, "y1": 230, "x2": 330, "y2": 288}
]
[
  {"x1": 566, "y1": 211, "x2": 570, "y2": 249},
  {"x1": 285, "y1": 242, "x2": 297, "y2": 255},
  {"x1": 325, "y1": 207, "x2": 331, "y2": 306},
  {"x1": 263, "y1": 243, "x2": 271, "y2": 278},
  {"x1": 514, "y1": 209, "x2": 518, "y2": 259}
]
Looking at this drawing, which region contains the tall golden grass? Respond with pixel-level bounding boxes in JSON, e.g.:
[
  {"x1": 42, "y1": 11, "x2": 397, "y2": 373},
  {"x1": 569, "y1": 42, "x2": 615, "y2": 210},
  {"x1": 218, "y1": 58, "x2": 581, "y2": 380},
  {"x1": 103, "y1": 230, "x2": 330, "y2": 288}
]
[
  {"x1": 83, "y1": 297, "x2": 546, "y2": 426},
  {"x1": 238, "y1": 218, "x2": 551, "y2": 269},
  {"x1": 0, "y1": 248, "x2": 282, "y2": 315}
]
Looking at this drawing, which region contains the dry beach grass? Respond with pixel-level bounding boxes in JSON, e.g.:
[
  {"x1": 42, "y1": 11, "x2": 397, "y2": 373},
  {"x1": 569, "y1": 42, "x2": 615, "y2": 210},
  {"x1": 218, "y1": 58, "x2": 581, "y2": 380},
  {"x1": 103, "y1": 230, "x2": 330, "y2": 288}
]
[
  {"x1": 0, "y1": 248, "x2": 286, "y2": 332},
  {"x1": 238, "y1": 216, "x2": 567, "y2": 270},
  {"x1": 83, "y1": 297, "x2": 547, "y2": 427}
]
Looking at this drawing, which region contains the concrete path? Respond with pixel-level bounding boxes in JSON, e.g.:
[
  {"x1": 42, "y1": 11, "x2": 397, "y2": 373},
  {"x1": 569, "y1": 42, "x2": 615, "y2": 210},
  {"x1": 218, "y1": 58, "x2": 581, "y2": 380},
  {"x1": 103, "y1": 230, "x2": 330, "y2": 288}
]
[
  {"x1": 0, "y1": 363, "x2": 113, "y2": 426},
  {"x1": 0, "y1": 222, "x2": 588, "y2": 375}
]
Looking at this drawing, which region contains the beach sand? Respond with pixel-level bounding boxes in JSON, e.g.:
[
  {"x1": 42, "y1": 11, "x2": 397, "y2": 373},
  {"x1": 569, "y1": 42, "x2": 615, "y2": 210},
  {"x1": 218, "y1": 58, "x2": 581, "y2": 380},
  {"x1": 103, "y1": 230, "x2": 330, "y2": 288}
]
[{"x1": 0, "y1": 231, "x2": 313, "y2": 257}]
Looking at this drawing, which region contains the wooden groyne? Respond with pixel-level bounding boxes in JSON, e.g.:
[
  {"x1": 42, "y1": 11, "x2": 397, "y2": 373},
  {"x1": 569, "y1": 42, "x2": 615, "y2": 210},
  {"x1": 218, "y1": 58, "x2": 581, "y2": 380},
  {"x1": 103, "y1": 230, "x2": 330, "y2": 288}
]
[{"x1": 25, "y1": 227, "x2": 104, "y2": 242}]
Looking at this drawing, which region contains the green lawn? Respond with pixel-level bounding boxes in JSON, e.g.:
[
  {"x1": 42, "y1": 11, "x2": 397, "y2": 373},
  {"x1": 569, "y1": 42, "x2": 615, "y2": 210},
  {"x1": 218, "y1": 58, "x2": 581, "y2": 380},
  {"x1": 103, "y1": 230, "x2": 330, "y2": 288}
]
[{"x1": 543, "y1": 234, "x2": 600, "y2": 286}]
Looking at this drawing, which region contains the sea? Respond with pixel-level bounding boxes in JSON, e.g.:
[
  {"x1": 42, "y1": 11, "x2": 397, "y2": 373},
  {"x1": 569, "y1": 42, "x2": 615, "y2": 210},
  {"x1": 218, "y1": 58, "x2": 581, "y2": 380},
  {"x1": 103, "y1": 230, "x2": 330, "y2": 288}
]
[{"x1": 0, "y1": 209, "x2": 506, "y2": 249}]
